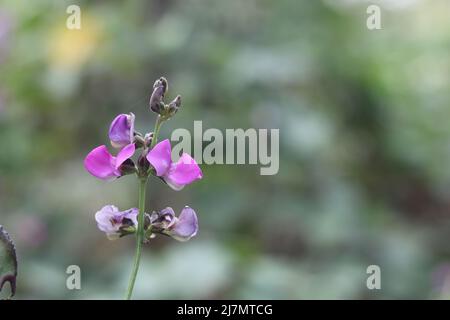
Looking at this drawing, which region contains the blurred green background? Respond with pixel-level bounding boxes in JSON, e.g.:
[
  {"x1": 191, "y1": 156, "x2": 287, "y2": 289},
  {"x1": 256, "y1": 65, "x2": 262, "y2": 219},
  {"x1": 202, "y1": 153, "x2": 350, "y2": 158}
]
[{"x1": 0, "y1": 0, "x2": 449, "y2": 299}]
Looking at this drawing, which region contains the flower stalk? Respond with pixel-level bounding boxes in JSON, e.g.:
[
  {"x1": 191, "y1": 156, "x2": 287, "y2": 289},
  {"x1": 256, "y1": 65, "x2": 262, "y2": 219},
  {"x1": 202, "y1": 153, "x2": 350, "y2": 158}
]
[
  {"x1": 126, "y1": 111, "x2": 165, "y2": 299},
  {"x1": 125, "y1": 112, "x2": 165, "y2": 299},
  {"x1": 125, "y1": 177, "x2": 147, "y2": 300},
  {"x1": 150, "y1": 115, "x2": 163, "y2": 149}
]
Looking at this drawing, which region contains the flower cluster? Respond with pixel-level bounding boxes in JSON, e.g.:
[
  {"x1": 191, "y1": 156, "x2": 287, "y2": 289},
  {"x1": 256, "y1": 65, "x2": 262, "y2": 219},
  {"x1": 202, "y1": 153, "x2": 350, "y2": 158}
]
[
  {"x1": 84, "y1": 77, "x2": 202, "y2": 242},
  {"x1": 94, "y1": 205, "x2": 198, "y2": 242}
]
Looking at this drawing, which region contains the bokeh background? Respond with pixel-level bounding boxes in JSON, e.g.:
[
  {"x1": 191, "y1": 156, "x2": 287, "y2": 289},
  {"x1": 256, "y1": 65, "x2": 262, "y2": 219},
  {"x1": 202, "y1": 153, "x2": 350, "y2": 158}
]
[{"x1": 0, "y1": 0, "x2": 449, "y2": 299}]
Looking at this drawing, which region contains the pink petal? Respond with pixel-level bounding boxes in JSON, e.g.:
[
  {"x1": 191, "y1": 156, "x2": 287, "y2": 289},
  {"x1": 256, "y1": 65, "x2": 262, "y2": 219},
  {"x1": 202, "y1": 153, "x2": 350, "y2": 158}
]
[
  {"x1": 165, "y1": 153, "x2": 202, "y2": 189},
  {"x1": 166, "y1": 206, "x2": 198, "y2": 241},
  {"x1": 146, "y1": 139, "x2": 172, "y2": 176},
  {"x1": 115, "y1": 143, "x2": 135, "y2": 169},
  {"x1": 84, "y1": 145, "x2": 118, "y2": 180}
]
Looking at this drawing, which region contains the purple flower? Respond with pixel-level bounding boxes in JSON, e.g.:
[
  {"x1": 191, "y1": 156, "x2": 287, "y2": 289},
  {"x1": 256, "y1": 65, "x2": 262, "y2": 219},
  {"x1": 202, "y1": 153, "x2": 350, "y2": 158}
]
[
  {"x1": 95, "y1": 205, "x2": 138, "y2": 240},
  {"x1": 109, "y1": 113, "x2": 135, "y2": 149},
  {"x1": 150, "y1": 206, "x2": 198, "y2": 241},
  {"x1": 84, "y1": 143, "x2": 135, "y2": 180},
  {"x1": 146, "y1": 139, "x2": 202, "y2": 190}
]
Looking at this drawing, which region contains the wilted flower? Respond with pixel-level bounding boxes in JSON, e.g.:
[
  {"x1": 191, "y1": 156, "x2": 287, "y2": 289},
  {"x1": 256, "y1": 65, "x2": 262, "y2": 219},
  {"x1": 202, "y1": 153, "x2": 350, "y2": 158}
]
[
  {"x1": 109, "y1": 113, "x2": 135, "y2": 149},
  {"x1": 84, "y1": 143, "x2": 135, "y2": 180},
  {"x1": 149, "y1": 206, "x2": 198, "y2": 241},
  {"x1": 146, "y1": 139, "x2": 202, "y2": 190},
  {"x1": 95, "y1": 205, "x2": 138, "y2": 240}
]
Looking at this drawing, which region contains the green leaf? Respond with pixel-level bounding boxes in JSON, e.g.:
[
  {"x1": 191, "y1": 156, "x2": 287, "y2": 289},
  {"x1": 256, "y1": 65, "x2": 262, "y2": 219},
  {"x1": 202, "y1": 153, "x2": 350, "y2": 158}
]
[{"x1": 0, "y1": 225, "x2": 18, "y2": 299}]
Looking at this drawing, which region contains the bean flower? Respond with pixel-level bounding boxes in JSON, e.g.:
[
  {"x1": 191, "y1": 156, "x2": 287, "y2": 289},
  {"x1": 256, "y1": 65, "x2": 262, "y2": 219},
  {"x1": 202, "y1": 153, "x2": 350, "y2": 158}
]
[
  {"x1": 147, "y1": 139, "x2": 203, "y2": 191},
  {"x1": 148, "y1": 206, "x2": 198, "y2": 241},
  {"x1": 83, "y1": 77, "x2": 203, "y2": 299},
  {"x1": 95, "y1": 205, "x2": 138, "y2": 240},
  {"x1": 84, "y1": 143, "x2": 135, "y2": 180}
]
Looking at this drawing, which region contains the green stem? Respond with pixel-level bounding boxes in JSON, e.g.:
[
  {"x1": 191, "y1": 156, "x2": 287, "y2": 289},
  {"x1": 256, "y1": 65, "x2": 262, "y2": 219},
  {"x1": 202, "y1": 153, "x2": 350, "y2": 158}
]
[
  {"x1": 125, "y1": 177, "x2": 147, "y2": 300},
  {"x1": 125, "y1": 115, "x2": 165, "y2": 300},
  {"x1": 150, "y1": 115, "x2": 163, "y2": 149}
]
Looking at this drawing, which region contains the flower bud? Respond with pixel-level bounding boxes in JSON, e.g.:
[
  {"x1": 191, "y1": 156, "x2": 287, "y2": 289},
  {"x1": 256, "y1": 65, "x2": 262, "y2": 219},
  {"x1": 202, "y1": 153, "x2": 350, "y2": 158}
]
[
  {"x1": 144, "y1": 132, "x2": 154, "y2": 147},
  {"x1": 134, "y1": 134, "x2": 145, "y2": 148},
  {"x1": 167, "y1": 95, "x2": 181, "y2": 116},
  {"x1": 149, "y1": 77, "x2": 168, "y2": 114},
  {"x1": 109, "y1": 113, "x2": 135, "y2": 149},
  {"x1": 153, "y1": 77, "x2": 168, "y2": 93}
]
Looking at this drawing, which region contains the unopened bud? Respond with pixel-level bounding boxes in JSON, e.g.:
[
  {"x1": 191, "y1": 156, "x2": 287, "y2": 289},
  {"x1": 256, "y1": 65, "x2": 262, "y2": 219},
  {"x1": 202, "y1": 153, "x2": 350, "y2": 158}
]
[
  {"x1": 134, "y1": 134, "x2": 145, "y2": 148},
  {"x1": 153, "y1": 77, "x2": 168, "y2": 94},
  {"x1": 144, "y1": 132, "x2": 154, "y2": 147},
  {"x1": 149, "y1": 77, "x2": 168, "y2": 114},
  {"x1": 167, "y1": 95, "x2": 181, "y2": 116}
]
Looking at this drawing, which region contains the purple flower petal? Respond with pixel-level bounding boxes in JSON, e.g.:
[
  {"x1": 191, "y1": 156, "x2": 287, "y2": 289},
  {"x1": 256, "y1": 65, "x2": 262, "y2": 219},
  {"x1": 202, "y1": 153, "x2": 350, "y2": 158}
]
[
  {"x1": 164, "y1": 153, "x2": 203, "y2": 190},
  {"x1": 150, "y1": 207, "x2": 176, "y2": 229},
  {"x1": 165, "y1": 206, "x2": 198, "y2": 241},
  {"x1": 95, "y1": 205, "x2": 121, "y2": 234},
  {"x1": 84, "y1": 145, "x2": 118, "y2": 180},
  {"x1": 122, "y1": 208, "x2": 139, "y2": 227},
  {"x1": 161, "y1": 207, "x2": 175, "y2": 214},
  {"x1": 115, "y1": 143, "x2": 135, "y2": 169},
  {"x1": 146, "y1": 139, "x2": 172, "y2": 176},
  {"x1": 109, "y1": 113, "x2": 135, "y2": 149}
]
